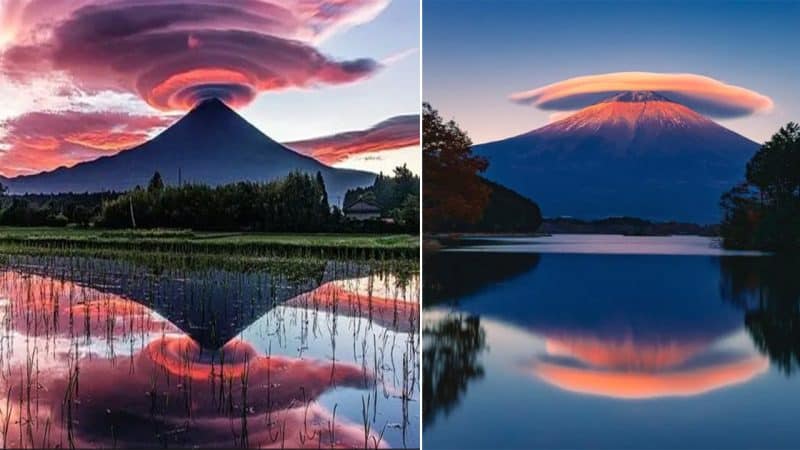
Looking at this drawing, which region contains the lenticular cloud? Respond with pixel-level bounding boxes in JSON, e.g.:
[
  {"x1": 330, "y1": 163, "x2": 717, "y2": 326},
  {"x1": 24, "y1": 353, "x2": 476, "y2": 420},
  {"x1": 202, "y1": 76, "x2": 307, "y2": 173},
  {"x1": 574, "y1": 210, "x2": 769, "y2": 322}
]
[
  {"x1": 509, "y1": 72, "x2": 774, "y2": 118},
  {"x1": 0, "y1": 0, "x2": 387, "y2": 111},
  {"x1": 286, "y1": 114, "x2": 420, "y2": 164}
]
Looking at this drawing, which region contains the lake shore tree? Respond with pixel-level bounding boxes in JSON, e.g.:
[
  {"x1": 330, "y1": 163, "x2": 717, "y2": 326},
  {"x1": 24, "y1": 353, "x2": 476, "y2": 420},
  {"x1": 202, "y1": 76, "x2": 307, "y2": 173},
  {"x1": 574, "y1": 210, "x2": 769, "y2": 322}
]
[{"x1": 720, "y1": 122, "x2": 800, "y2": 250}]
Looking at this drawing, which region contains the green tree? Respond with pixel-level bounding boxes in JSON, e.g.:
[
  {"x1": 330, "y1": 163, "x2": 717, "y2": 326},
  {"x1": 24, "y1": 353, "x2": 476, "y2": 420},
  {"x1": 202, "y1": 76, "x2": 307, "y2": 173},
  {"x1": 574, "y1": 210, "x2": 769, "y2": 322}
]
[
  {"x1": 721, "y1": 122, "x2": 800, "y2": 250},
  {"x1": 745, "y1": 122, "x2": 800, "y2": 205},
  {"x1": 0, "y1": 182, "x2": 7, "y2": 213},
  {"x1": 315, "y1": 171, "x2": 330, "y2": 217},
  {"x1": 392, "y1": 193, "x2": 419, "y2": 230},
  {"x1": 343, "y1": 165, "x2": 419, "y2": 216},
  {"x1": 148, "y1": 171, "x2": 165, "y2": 193},
  {"x1": 100, "y1": 172, "x2": 336, "y2": 232}
]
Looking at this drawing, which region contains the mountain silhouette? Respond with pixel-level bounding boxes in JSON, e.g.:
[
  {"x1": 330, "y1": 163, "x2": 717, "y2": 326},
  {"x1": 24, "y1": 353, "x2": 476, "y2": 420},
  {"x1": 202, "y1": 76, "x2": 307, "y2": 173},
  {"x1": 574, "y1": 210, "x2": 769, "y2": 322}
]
[
  {"x1": 474, "y1": 90, "x2": 759, "y2": 223},
  {"x1": 5, "y1": 99, "x2": 375, "y2": 203}
]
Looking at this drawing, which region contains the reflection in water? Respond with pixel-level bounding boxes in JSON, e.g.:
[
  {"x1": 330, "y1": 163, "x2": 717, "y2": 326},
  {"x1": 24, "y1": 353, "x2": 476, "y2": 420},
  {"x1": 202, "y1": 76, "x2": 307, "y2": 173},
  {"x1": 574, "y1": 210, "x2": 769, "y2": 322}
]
[
  {"x1": 425, "y1": 248, "x2": 800, "y2": 402},
  {"x1": 0, "y1": 257, "x2": 418, "y2": 448},
  {"x1": 286, "y1": 275, "x2": 419, "y2": 333},
  {"x1": 530, "y1": 334, "x2": 769, "y2": 398},
  {"x1": 542, "y1": 335, "x2": 706, "y2": 370},
  {"x1": 423, "y1": 252, "x2": 539, "y2": 306},
  {"x1": 720, "y1": 256, "x2": 800, "y2": 375},
  {"x1": 7, "y1": 255, "x2": 329, "y2": 349},
  {"x1": 527, "y1": 330, "x2": 768, "y2": 399},
  {"x1": 424, "y1": 237, "x2": 800, "y2": 449},
  {"x1": 422, "y1": 314, "x2": 486, "y2": 427},
  {"x1": 531, "y1": 354, "x2": 768, "y2": 399}
]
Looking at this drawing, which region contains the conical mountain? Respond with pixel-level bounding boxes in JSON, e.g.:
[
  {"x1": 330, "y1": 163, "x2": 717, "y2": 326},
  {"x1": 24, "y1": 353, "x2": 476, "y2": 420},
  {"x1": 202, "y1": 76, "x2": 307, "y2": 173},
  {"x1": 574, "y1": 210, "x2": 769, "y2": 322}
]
[
  {"x1": 474, "y1": 91, "x2": 759, "y2": 223},
  {"x1": 7, "y1": 99, "x2": 375, "y2": 203}
]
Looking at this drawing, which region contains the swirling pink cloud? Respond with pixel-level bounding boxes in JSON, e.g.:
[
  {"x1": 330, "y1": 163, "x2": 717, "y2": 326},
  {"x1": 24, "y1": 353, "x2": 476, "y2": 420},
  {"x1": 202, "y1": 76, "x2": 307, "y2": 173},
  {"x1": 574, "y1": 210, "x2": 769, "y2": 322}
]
[
  {"x1": 0, "y1": 0, "x2": 387, "y2": 111},
  {"x1": 509, "y1": 72, "x2": 774, "y2": 118}
]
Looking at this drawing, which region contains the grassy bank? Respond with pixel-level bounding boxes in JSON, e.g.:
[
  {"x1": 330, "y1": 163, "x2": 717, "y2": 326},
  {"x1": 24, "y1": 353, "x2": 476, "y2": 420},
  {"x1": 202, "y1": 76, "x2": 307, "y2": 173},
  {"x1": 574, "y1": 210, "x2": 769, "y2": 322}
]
[{"x1": 0, "y1": 227, "x2": 419, "y2": 260}]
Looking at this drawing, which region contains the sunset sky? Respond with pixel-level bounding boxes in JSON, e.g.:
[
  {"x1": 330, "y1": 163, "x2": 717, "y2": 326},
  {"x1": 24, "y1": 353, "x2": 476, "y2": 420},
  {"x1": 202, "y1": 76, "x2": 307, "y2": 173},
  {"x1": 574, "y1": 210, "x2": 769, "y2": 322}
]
[
  {"x1": 0, "y1": 0, "x2": 420, "y2": 177},
  {"x1": 424, "y1": 0, "x2": 800, "y2": 144}
]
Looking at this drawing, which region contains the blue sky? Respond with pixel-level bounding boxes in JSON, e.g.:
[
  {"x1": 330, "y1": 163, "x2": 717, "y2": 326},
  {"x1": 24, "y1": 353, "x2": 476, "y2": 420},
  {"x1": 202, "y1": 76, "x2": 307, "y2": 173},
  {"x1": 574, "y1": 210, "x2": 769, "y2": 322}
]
[
  {"x1": 423, "y1": 0, "x2": 800, "y2": 144},
  {"x1": 243, "y1": 0, "x2": 421, "y2": 142}
]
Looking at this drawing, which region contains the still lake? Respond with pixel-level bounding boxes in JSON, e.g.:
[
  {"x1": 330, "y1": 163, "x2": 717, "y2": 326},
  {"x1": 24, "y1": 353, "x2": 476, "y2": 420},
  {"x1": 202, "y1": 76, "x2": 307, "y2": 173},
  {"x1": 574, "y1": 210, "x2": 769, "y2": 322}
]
[
  {"x1": 423, "y1": 234, "x2": 800, "y2": 449},
  {"x1": 0, "y1": 255, "x2": 419, "y2": 448}
]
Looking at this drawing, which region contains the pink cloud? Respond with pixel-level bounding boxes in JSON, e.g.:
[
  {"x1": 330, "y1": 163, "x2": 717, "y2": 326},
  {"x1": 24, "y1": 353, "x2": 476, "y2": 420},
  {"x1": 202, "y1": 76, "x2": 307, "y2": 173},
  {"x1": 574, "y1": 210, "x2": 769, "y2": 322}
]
[
  {"x1": 0, "y1": 110, "x2": 174, "y2": 176},
  {"x1": 510, "y1": 72, "x2": 774, "y2": 118},
  {"x1": 0, "y1": 0, "x2": 386, "y2": 111},
  {"x1": 286, "y1": 114, "x2": 419, "y2": 164}
]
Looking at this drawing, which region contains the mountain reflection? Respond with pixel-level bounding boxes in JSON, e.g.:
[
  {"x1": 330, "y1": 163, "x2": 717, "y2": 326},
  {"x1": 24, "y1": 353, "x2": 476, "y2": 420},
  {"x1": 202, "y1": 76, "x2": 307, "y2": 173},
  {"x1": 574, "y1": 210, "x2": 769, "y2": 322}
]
[
  {"x1": 8, "y1": 255, "x2": 330, "y2": 349},
  {"x1": 719, "y1": 256, "x2": 800, "y2": 375},
  {"x1": 0, "y1": 264, "x2": 405, "y2": 448},
  {"x1": 424, "y1": 250, "x2": 787, "y2": 402}
]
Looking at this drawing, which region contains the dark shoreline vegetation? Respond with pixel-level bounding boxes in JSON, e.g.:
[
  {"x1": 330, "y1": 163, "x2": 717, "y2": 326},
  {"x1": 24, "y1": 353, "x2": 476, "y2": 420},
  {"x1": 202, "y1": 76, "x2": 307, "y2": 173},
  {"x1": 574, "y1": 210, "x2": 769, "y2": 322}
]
[
  {"x1": 540, "y1": 217, "x2": 719, "y2": 236},
  {"x1": 720, "y1": 122, "x2": 800, "y2": 251},
  {"x1": 0, "y1": 167, "x2": 419, "y2": 235},
  {"x1": 423, "y1": 103, "x2": 543, "y2": 234}
]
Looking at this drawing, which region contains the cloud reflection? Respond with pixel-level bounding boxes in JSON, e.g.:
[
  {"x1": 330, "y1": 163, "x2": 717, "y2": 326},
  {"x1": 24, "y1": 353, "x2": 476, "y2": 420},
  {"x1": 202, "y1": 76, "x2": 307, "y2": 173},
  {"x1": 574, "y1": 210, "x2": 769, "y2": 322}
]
[
  {"x1": 286, "y1": 275, "x2": 419, "y2": 332},
  {"x1": 0, "y1": 269, "x2": 386, "y2": 448},
  {"x1": 528, "y1": 334, "x2": 768, "y2": 399}
]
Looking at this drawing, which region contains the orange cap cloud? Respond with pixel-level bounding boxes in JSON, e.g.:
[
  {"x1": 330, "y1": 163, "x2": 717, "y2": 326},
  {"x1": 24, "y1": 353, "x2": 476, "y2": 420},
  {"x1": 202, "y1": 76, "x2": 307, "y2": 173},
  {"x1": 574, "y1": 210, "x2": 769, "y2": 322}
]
[{"x1": 510, "y1": 72, "x2": 774, "y2": 118}]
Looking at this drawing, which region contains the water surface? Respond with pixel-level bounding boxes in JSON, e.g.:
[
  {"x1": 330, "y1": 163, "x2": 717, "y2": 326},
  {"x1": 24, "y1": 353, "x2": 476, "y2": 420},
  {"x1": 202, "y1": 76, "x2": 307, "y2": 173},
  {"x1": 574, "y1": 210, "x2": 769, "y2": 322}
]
[
  {"x1": 423, "y1": 234, "x2": 800, "y2": 449},
  {"x1": 0, "y1": 255, "x2": 419, "y2": 448}
]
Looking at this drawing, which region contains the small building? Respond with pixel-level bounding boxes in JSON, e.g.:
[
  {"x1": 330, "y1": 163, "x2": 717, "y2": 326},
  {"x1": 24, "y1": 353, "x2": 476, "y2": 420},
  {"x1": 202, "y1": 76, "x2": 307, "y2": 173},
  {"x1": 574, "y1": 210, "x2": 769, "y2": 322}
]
[{"x1": 344, "y1": 199, "x2": 381, "y2": 220}]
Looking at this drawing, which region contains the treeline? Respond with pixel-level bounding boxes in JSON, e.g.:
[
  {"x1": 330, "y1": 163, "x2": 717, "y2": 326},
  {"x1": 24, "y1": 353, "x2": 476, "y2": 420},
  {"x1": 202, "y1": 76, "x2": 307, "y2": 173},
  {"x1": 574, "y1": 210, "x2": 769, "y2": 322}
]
[
  {"x1": 99, "y1": 171, "x2": 332, "y2": 232},
  {"x1": 720, "y1": 122, "x2": 800, "y2": 250},
  {"x1": 541, "y1": 217, "x2": 718, "y2": 236},
  {"x1": 0, "y1": 169, "x2": 419, "y2": 234},
  {"x1": 0, "y1": 191, "x2": 114, "y2": 227},
  {"x1": 344, "y1": 165, "x2": 419, "y2": 230},
  {"x1": 432, "y1": 178, "x2": 542, "y2": 233}
]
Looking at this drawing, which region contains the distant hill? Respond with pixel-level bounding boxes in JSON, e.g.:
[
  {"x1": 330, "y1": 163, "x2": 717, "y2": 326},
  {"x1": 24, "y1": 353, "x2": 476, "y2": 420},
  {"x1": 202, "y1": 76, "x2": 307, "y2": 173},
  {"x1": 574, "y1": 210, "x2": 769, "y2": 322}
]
[
  {"x1": 540, "y1": 217, "x2": 718, "y2": 236},
  {"x1": 3, "y1": 99, "x2": 375, "y2": 204},
  {"x1": 475, "y1": 90, "x2": 759, "y2": 223},
  {"x1": 434, "y1": 177, "x2": 542, "y2": 233}
]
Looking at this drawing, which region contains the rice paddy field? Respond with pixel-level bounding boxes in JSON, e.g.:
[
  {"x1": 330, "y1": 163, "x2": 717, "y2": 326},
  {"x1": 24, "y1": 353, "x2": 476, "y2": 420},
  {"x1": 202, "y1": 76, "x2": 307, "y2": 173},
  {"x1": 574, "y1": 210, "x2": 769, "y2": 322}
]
[
  {"x1": 0, "y1": 228, "x2": 420, "y2": 448},
  {"x1": 0, "y1": 227, "x2": 419, "y2": 260}
]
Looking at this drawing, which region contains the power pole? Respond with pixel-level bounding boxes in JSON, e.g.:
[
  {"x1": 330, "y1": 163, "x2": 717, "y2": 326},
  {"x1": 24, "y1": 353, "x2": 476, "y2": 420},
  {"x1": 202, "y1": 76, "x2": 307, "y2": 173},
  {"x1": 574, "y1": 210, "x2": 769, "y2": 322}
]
[{"x1": 129, "y1": 195, "x2": 136, "y2": 229}]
